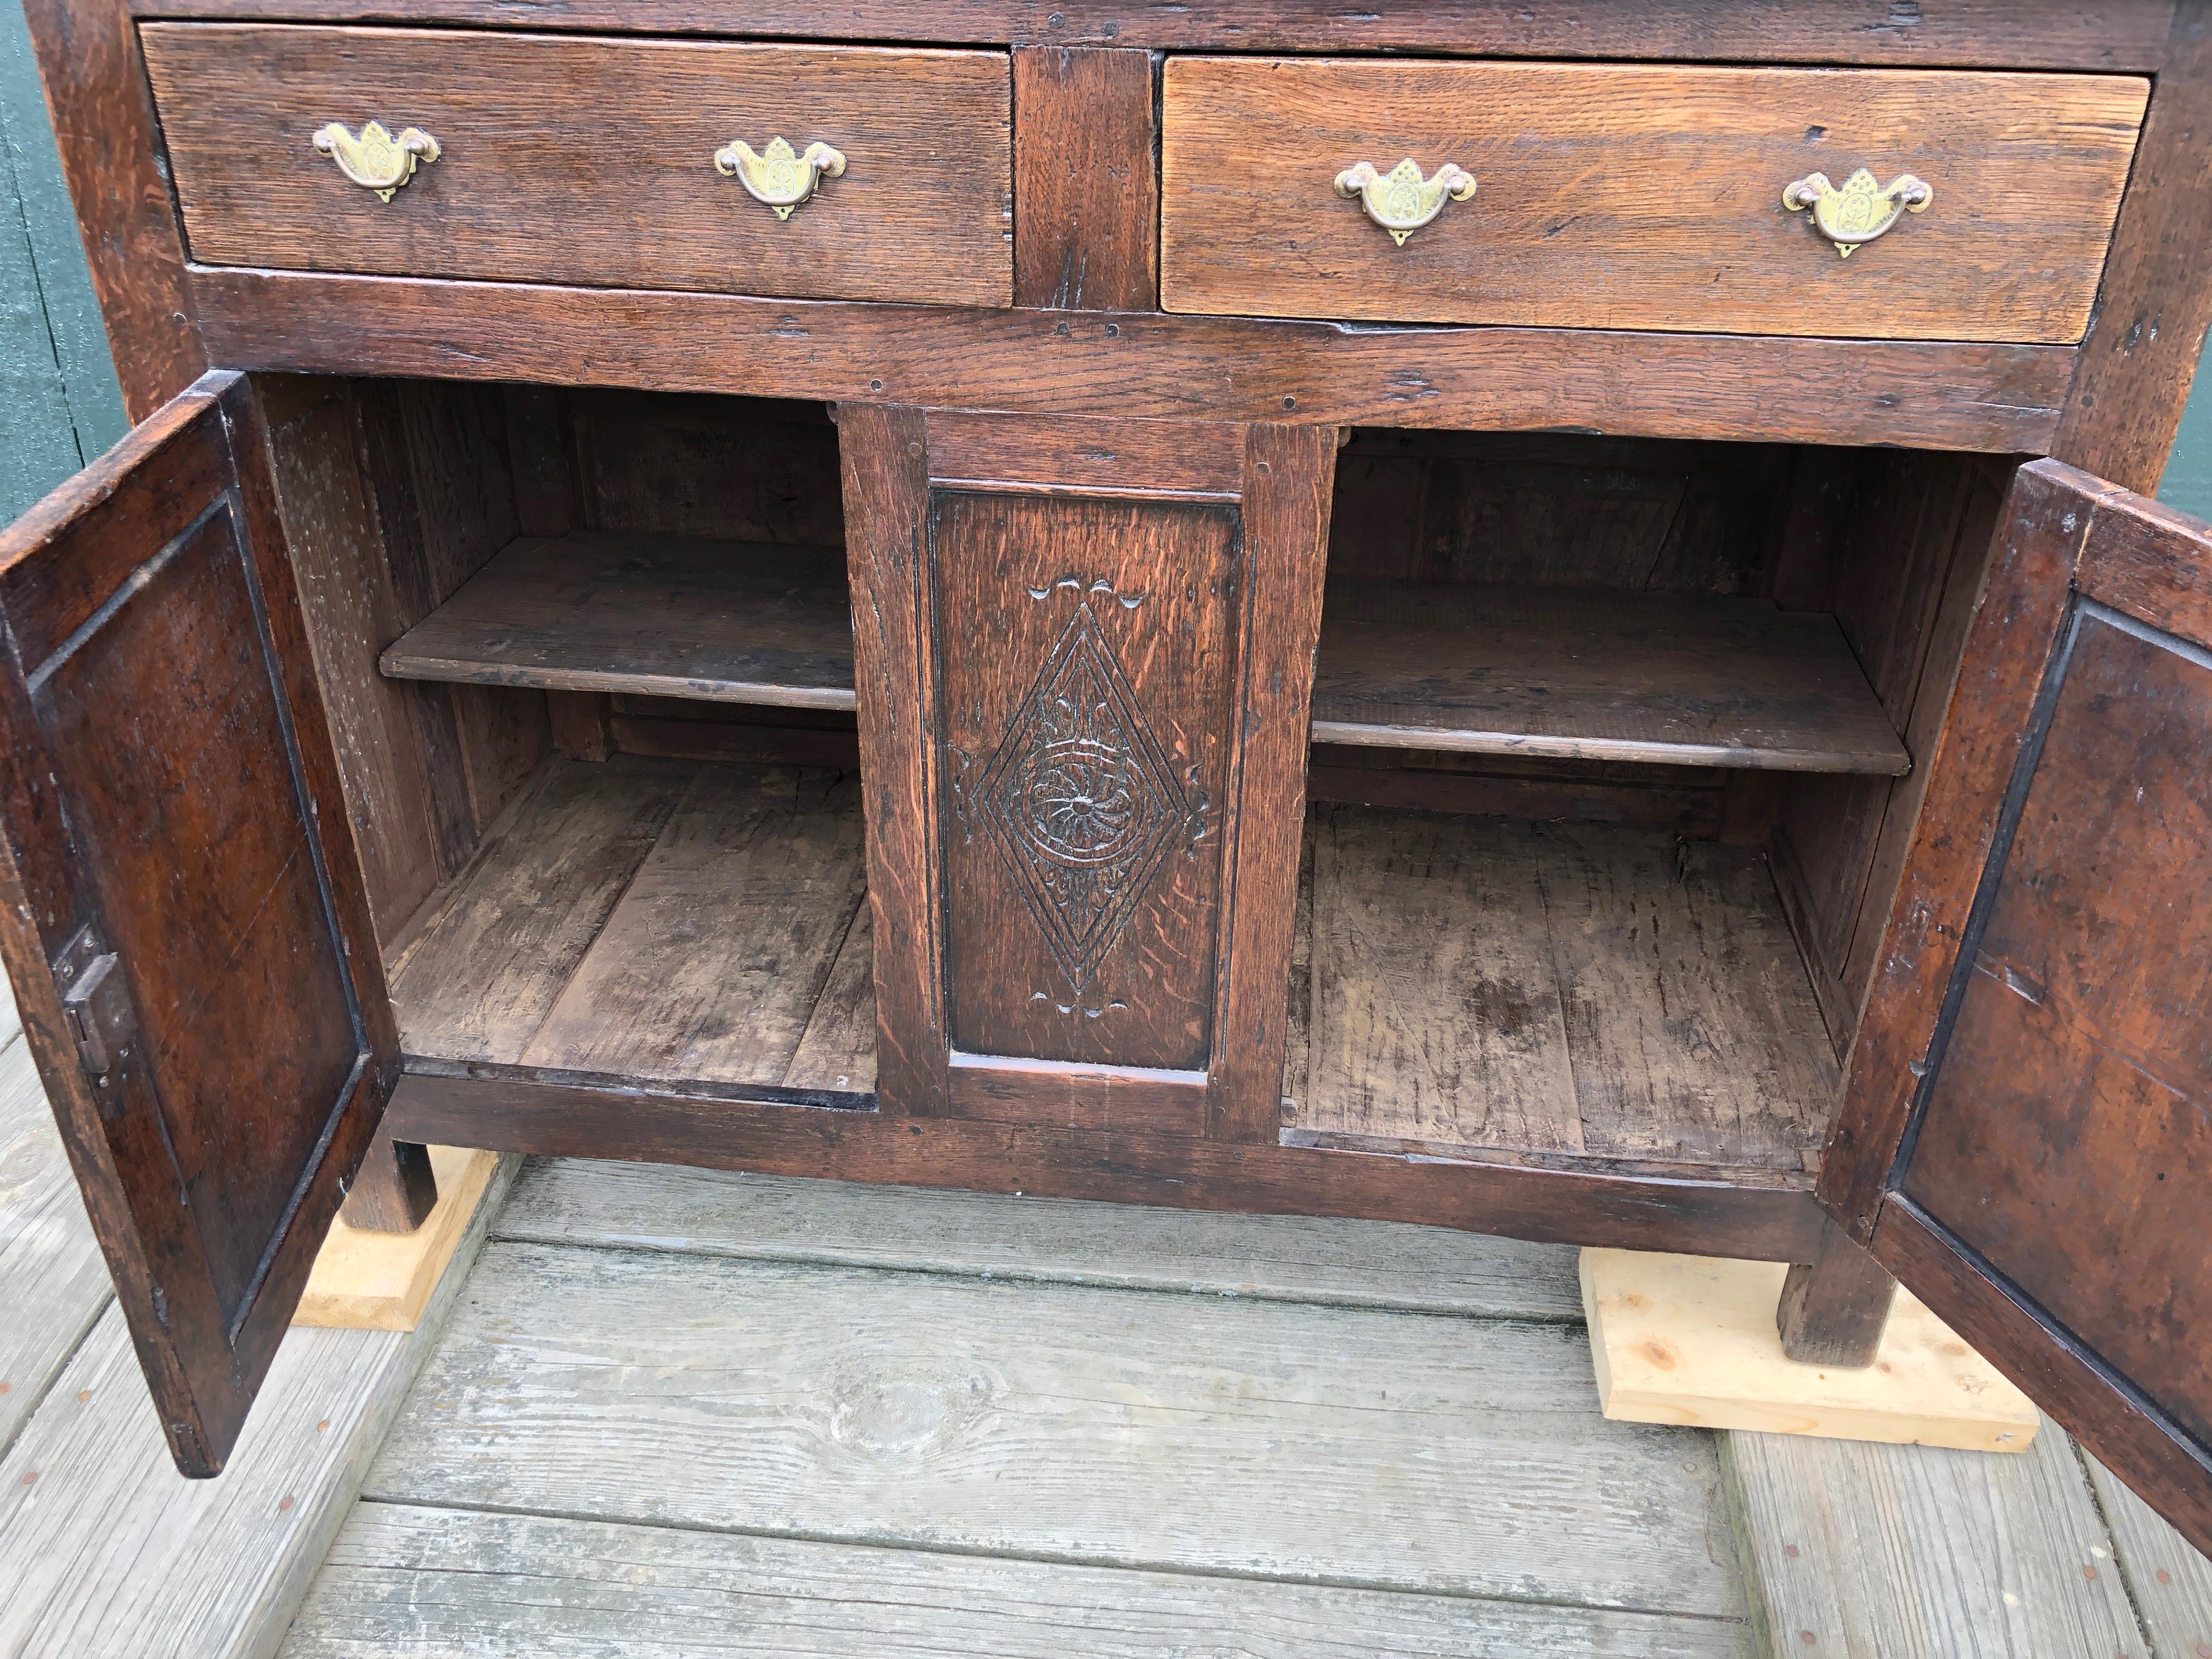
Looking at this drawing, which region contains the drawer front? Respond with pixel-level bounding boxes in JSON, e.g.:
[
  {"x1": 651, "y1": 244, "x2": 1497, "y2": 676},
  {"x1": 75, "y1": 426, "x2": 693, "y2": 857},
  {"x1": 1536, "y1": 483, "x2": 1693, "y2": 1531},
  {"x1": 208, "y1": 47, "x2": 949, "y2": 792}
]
[
  {"x1": 140, "y1": 25, "x2": 1012, "y2": 308},
  {"x1": 1160, "y1": 59, "x2": 2147, "y2": 343}
]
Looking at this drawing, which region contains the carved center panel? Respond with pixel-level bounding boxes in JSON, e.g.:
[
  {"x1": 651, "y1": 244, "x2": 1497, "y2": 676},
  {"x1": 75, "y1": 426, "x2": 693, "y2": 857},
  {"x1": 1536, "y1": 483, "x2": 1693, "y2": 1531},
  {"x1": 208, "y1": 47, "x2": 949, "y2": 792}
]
[{"x1": 973, "y1": 603, "x2": 1199, "y2": 992}]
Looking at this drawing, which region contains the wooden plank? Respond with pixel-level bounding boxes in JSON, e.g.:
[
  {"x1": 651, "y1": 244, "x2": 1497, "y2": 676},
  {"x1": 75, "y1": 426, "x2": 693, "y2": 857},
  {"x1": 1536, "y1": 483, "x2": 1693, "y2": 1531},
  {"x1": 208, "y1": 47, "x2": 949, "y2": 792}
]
[
  {"x1": 1161, "y1": 59, "x2": 2146, "y2": 345},
  {"x1": 1302, "y1": 805, "x2": 1835, "y2": 1179},
  {"x1": 367, "y1": 1239, "x2": 1749, "y2": 1616},
  {"x1": 295, "y1": 1145, "x2": 501, "y2": 1331},
  {"x1": 191, "y1": 269, "x2": 2077, "y2": 455},
  {"x1": 1012, "y1": 45, "x2": 1158, "y2": 311},
  {"x1": 141, "y1": 26, "x2": 1014, "y2": 308},
  {"x1": 117, "y1": 0, "x2": 2183, "y2": 71},
  {"x1": 285, "y1": 1503, "x2": 1755, "y2": 1659},
  {"x1": 0, "y1": 1032, "x2": 111, "y2": 1455},
  {"x1": 780, "y1": 896, "x2": 878, "y2": 1094},
  {"x1": 1312, "y1": 584, "x2": 1910, "y2": 775},
  {"x1": 0, "y1": 1154, "x2": 518, "y2": 1659},
  {"x1": 2083, "y1": 1450, "x2": 2212, "y2": 1657},
  {"x1": 521, "y1": 765, "x2": 867, "y2": 1087},
  {"x1": 381, "y1": 533, "x2": 856, "y2": 710},
  {"x1": 389, "y1": 756, "x2": 692, "y2": 1064},
  {"x1": 1724, "y1": 1413, "x2": 2149, "y2": 1658},
  {"x1": 497, "y1": 1154, "x2": 1586, "y2": 1322},
  {"x1": 1583, "y1": 1250, "x2": 2036, "y2": 1453}
]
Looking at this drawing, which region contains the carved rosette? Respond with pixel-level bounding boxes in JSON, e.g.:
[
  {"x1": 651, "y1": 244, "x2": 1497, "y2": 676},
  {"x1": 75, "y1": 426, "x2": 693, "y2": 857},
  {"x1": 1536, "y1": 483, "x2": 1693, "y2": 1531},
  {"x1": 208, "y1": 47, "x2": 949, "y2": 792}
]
[{"x1": 974, "y1": 603, "x2": 1197, "y2": 995}]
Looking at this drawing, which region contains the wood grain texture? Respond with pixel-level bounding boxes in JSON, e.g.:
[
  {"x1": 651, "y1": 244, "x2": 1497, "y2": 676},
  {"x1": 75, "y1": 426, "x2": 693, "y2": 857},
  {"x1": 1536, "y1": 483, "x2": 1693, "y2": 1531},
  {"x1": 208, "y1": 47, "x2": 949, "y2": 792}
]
[
  {"x1": 1776, "y1": 1218, "x2": 1899, "y2": 1368},
  {"x1": 1012, "y1": 46, "x2": 1157, "y2": 312},
  {"x1": 297, "y1": 1144, "x2": 497, "y2": 1330},
  {"x1": 495, "y1": 1154, "x2": 1587, "y2": 1322},
  {"x1": 115, "y1": 0, "x2": 2182, "y2": 71},
  {"x1": 2083, "y1": 1449, "x2": 2212, "y2": 1658},
  {"x1": 521, "y1": 765, "x2": 866, "y2": 1088},
  {"x1": 388, "y1": 757, "x2": 690, "y2": 1065},
  {"x1": 1299, "y1": 805, "x2": 1837, "y2": 1181},
  {"x1": 780, "y1": 899, "x2": 877, "y2": 1094},
  {"x1": 381, "y1": 534, "x2": 856, "y2": 710},
  {"x1": 1162, "y1": 59, "x2": 2147, "y2": 343},
  {"x1": 0, "y1": 373, "x2": 394, "y2": 1475},
  {"x1": 18, "y1": 0, "x2": 204, "y2": 419},
  {"x1": 286, "y1": 1502, "x2": 1754, "y2": 1659},
  {"x1": 366, "y1": 1239, "x2": 1750, "y2": 1616},
  {"x1": 332, "y1": 1134, "x2": 437, "y2": 1234},
  {"x1": 0, "y1": 1152, "x2": 517, "y2": 1659},
  {"x1": 1724, "y1": 1415, "x2": 2148, "y2": 1659},
  {"x1": 140, "y1": 25, "x2": 1013, "y2": 308},
  {"x1": 2054, "y1": 2, "x2": 2212, "y2": 492},
  {"x1": 189, "y1": 268, "x2": 2079, "y2": 454},
  {"x1": 1313, "y1": 583, "x2": 1909, "y2": 774}
]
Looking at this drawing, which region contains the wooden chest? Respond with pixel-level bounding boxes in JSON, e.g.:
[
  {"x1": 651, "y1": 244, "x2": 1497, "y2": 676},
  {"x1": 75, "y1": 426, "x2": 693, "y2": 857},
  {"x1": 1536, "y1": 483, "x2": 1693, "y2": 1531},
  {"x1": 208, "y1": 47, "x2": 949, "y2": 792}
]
[{"x1": 8, "y1": 0, "x2": 2212, "y2": 1561}]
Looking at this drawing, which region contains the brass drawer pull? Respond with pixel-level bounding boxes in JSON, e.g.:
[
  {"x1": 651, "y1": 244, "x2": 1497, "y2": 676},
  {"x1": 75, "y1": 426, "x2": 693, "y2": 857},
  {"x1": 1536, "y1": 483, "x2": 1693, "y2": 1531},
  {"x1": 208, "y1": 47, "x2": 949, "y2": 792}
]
[
  {"x1": 1335, "y1": 158, "x2": 1475, "y2": 246},
  {"x1": 311, "y1": 120, "x2": 439, "y2": 201},
  {"x1": 714, "y1": 136, "x2": 847, "y2": 219},
  {"x1": 1783, "y1": 168, "x2": 1933, "y2": 257}
]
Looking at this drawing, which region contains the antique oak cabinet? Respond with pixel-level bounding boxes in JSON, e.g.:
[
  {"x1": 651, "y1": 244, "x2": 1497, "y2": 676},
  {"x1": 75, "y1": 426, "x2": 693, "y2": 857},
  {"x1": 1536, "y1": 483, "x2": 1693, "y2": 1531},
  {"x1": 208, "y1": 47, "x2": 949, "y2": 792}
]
[{"x1": 7, "y1": 0, "x2": 2212, "y2": 1553}]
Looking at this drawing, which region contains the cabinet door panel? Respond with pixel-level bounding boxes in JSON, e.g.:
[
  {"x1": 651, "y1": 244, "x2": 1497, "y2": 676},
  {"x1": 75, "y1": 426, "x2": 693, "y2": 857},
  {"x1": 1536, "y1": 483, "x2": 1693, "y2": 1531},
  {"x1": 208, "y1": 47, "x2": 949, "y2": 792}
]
[
  {"x1": 0, "y1": 371, "x2": 396, "y2": 1476},
  {"x1": 1829, "y1": 459, "x2": 2212, "y2": 1554},
  {"x1": 845, "y1": 409, "x2": 1334, "y2": 1139}
]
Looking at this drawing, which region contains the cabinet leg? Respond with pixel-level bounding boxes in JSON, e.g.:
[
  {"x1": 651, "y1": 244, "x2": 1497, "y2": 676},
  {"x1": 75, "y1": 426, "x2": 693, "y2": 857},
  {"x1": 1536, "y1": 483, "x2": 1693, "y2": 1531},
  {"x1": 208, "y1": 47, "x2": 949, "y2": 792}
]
[
  {"x1": 548, "y1": 690, "x2": 614, "y2": 761},
  {"x1": 1777, "y1": 1221, "x2": 1899, "y2": 1367},
  {"x1": 339, "y1": 1135, "x2": 439, "y2": 1233}
]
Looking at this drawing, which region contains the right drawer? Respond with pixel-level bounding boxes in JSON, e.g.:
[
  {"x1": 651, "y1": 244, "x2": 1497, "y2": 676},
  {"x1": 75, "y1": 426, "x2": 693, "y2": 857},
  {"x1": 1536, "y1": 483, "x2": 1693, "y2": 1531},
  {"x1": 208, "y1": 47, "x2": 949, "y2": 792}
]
[{"x1": 1160, "y1": 58, "x2": 2148, "y2": 343}]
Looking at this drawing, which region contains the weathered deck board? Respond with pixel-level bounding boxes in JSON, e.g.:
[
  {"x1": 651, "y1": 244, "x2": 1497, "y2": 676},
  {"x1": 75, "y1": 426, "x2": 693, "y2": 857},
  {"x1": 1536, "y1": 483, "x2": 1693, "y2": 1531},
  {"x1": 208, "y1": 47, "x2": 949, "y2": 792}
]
[
  {"x1": 366, "y1": 1240, "x2": 1746, "y2": 1617},
  {"x1": 284, "y1": 1502, "x2": 1756, "y2": 1659},
  {"x1": 1297, "y1": 806, "x2": 1836, "y2": 1180},
  {"x1": 0, "y1": 1156, "x2": 520, "y2": 1659},
  {"x1": 0, "y1": 1027, "x2": 111, "y2": 1455},
  {"x1": 1722, "y1": 1418, "x2": 2147, "y2": 1658},
  {"x1": 496, "y1": 1156, "x2": 1587, "y2": 1321},
  {"x1": 2083, "y1": 1449, "x2": 2212, "y2": 1658}
]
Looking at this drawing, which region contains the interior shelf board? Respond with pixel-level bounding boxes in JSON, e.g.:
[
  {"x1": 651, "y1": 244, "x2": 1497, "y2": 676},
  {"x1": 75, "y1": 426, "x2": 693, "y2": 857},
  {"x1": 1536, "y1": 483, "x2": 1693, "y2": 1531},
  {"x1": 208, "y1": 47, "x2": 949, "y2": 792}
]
[
  {"x1": 1311, "y1": 581, "x2": 1912, "y2": 776},
  {"x1": 381, "y1": 533, "x2": 856, "y2": 710}
]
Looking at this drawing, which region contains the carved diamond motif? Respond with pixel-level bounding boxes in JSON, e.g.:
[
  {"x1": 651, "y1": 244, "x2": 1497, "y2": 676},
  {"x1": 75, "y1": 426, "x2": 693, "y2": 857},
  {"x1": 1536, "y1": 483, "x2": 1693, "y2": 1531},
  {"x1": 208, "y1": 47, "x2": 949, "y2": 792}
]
[{"x1": 974, "y1": 602, "x2": 1194, "y2": 994}]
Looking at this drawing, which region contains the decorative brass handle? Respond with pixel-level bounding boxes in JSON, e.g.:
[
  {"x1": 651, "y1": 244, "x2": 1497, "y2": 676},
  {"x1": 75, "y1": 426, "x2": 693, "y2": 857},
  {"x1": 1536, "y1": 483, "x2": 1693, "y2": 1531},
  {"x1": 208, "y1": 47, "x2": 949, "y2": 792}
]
[
  {"x1": 1335, "y1": 159, "x2": 1475, "y2": 246},
  {"x1": 714, "y1": 136, "x2": 847, "y2": 219},
  {"x1": 311, "y1": 121, "x2": 439, "y2": 202},
  {"x1": 1783, "y1": 167, "x2": 1933, "y2": 258}
]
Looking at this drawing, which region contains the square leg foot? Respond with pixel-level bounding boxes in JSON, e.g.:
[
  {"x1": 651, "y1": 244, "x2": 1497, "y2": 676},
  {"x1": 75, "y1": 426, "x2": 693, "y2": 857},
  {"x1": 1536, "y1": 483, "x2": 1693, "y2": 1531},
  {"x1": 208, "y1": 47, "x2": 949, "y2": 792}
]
[
  {"x1": 294, "y1": 1146, "x2": 501, "y2": 1331},
  {"x1": 1581, "y1": 1248, "x2": 2038, "y2": 1453}
]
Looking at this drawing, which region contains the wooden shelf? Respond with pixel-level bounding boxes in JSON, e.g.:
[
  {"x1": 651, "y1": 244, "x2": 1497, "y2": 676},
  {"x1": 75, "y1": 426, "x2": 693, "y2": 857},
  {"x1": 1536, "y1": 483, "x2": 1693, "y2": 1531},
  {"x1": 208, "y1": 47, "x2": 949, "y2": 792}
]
[
  {"x1": 382, "y1": 534, "x2": 855, "y2": 710},
  {"x1": 392, "y1": 755, "x2": 875, "y2": 1101},
  {"x1": 1312, "y1": 580, "x2": 1911, "y2": 775},
  {"x1": 1284, "y1": 803, "x2": 1839, "y2": 1185}
]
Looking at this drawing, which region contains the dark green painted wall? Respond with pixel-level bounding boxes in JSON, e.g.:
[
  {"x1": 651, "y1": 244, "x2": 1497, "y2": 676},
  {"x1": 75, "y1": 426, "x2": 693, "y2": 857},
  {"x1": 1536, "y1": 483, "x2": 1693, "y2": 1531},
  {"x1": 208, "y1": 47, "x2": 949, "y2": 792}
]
[{"x1": 0, "y1": 0, "x2": 2206, "y2": 519}]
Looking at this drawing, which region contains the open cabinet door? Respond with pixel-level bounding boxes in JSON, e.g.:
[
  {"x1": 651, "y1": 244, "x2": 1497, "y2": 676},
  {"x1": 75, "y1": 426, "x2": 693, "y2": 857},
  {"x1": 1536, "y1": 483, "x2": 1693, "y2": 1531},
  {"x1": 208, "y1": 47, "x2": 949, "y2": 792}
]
[
  {"x1": 1823, "y1": 458, "x2": 2212, "y2": 1553},
  {"x1": 0, "y1": 371, "x2": 397, "y2": 1476}
]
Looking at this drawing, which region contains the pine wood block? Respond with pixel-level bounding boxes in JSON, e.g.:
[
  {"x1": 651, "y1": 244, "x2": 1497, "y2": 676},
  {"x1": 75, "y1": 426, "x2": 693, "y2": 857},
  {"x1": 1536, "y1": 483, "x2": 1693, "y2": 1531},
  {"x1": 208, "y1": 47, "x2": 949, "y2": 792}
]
[
  {"x1": 295, "y1": 1146, "x2": 501, "y2": 1331},
  {"x1": 1582, "y1": 1248, "x2": 2038, "y2": 1453}
]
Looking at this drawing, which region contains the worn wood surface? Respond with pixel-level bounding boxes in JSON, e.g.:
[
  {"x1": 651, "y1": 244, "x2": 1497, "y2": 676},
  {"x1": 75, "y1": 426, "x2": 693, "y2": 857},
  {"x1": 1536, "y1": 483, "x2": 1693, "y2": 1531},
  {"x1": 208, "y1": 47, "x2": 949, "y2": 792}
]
[
  {"x1": 2084, "y1": 1450, "x2": 2212, "y2": 1658},
  {"x1": 382, "y1": 534, "x2": 856, "y2": 709},
  {"x1": 1584, "y1": 1249, "x2": 2034, "y2": 1453},
  {"x1": 1162, "y1": 59, "x2": 2146, "y2": 343},
  {"x1": 142, "y1": 26, "x2": 1013, "y2": 308},
  {"x1": 1313, "y1": 583, "x2": 1909, "y2": 774},
  {"x1": 569, "y1": 392, "x2": 845, "y2": 545},
  {"x1": 191, "y1": 269, "x2": 2078, "y2": 454},
  {"x1": 0, "y1": 1149, "x2": 518, "y2": 1659},
  {"x1": 288, "y1": 1502, "x2": 1754, "y2": 1659},
  {"x1": 1012, "y1": 46, "x2": 1156, "y2": 312},
  {"x1": 1295, "y1": 805, "x2": 1836, "y2": 1181},
  {"x1": 365, "y1": 1238, "x2": 1748, "y2": 1616},
  {"x1": 1725, "y1": 1418, "x2": 2151, "y2": 1658},
  {"x1": 332, "y1": 1135, "x2": 436, "y2": 1234},
  {"x1": 297, "y1": 1145, "x2": 499, "y2": 1331},
  {"x1": 114, "y1": 0, "x2": 2182, "y2": 69},
  {"x1": 522, "y1": 766, "x2": 866, "y2": 1087},
  {"x1": 780, "y1": 900, "x2": 878, "y2": 1095},
  {"x1": 1776, "y1": 1217, "x2": 1900, "y2": 1367}
]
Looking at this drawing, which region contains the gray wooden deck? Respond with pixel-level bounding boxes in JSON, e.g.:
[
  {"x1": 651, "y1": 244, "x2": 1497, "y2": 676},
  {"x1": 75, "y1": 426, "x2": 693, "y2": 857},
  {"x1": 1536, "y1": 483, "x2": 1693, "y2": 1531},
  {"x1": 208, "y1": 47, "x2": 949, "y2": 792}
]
[{"x1": 3, "y1": 998, "x2": 2209, "y2": 1655}]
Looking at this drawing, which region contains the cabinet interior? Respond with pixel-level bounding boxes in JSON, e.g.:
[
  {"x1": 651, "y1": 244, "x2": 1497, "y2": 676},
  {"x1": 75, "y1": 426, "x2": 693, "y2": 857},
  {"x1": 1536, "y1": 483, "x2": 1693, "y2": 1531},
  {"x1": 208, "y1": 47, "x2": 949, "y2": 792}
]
[{"x1": 262, "y1": 373, "x2": 2010, "y2": 1192}]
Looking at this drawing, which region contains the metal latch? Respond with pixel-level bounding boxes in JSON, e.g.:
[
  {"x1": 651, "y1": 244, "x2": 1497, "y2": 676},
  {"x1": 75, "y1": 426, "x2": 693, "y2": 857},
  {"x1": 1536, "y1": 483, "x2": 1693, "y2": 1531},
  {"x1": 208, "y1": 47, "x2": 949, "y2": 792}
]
[{"x1": 54, "y1": 926, "x2": 136, "y2": 1077}]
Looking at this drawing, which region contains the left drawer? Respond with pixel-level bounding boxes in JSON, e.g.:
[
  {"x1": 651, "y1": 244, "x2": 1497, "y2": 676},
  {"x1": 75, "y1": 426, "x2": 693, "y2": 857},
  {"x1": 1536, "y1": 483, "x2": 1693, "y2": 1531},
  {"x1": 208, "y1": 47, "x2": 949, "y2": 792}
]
[{"x1": 139, "y1": 24, "x2": 1013, "y2": 307}]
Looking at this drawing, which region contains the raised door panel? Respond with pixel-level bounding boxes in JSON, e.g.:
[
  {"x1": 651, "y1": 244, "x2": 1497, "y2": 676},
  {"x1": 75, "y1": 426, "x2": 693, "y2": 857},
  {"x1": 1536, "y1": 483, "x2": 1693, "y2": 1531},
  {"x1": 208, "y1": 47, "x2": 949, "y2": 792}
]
[
  {"x1": 1828, "y1": 459, "x2": 2212, "y2": 1555},
  {"x1": 0, "y1": 371, "x2": 396, "y2": 1475},
  {"x1": 845, "y1": 409, "x2": 1334, "y2": 1140}
]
